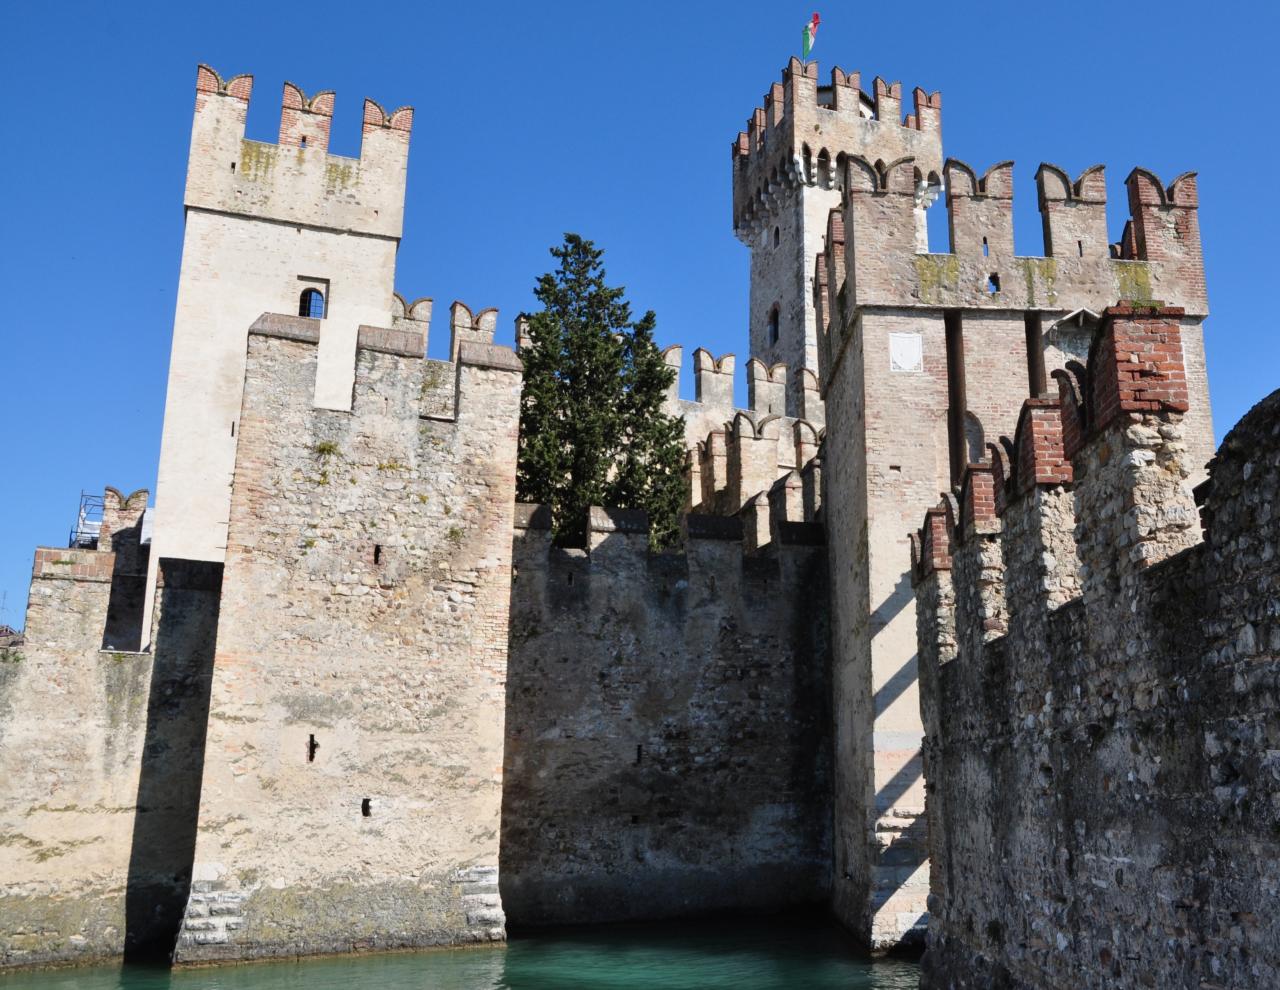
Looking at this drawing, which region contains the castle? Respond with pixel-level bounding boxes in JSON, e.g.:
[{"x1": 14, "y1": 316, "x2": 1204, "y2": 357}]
[{"x1": 3, "y1": 56, "x2": 1270, "y2": 987}]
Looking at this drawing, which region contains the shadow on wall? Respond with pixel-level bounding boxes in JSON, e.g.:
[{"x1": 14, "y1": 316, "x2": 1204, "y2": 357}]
[{"x1": 123, "y1": 559, "x2": 223, "y2": 963}]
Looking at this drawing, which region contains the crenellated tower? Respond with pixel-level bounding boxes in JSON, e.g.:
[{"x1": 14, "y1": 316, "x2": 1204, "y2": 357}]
[
  {"x1": 142, "y1": 66, "x2": 415, "y2": 647},
  {"x1": 738, "y1": 54, "x2": 1215, "y2": 952},
  {"x1": 732, "y1": 57, "x2": 943, "y2": 421}
]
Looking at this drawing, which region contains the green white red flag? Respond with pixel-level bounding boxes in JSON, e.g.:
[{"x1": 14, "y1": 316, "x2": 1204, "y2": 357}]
[{"x1": 802, "y1": 13, "x2": 820, "y2": 59}]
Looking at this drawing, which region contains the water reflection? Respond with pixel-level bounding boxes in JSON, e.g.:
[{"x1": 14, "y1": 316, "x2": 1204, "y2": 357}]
[{"x1": 0, "y1": 918, "x2": 918, "y2": 990}]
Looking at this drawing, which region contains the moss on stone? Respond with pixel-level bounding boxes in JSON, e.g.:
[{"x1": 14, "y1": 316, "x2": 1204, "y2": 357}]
[
  {"x1": 913, "y1": 254, "x2": 959, "y2": 305},
  {"x1": 1115, "y1": 262, "x2": 1156, "y2": 304},
  {"x1": 1017, "y1": 257, "x2": 1058, "y2": 308},
  {"x1": 324, "y1": 160, "x2": 355, "y2": 192},
  {"x1": 239, "y1": 140, "x2": 278, "y2": 182}
]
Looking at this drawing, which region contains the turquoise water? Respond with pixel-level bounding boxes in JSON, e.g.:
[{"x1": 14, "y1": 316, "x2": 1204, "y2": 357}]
[{"x1": 0, "y1": 919, "x2": 919, "y2": 990}]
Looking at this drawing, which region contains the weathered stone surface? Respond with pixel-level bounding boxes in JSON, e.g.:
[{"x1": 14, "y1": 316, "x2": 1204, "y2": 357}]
[
  {"x1": 915, "y1": 314, "x2": 1279, "y2": 987},
  {"x1": 501, "y1": 508, "x2": 831, "y2": 923},
  {"x1": 170, "y1": 326, "x2": 521, "y2": 963},
  {"x1": 0, "y1": 547, "x2": 221, "y2": 969}
]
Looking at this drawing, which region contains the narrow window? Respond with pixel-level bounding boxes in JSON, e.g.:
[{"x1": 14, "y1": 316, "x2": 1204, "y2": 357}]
[
  {"x1": 307, "y1": 734, "x2": 318, "y2": 763},
  {"x1": 635, "y1": 745, "x2": 643, "y2": 766},
  {"x1": 1077, "y1": 239, "x2": 1084, "y2": 257},
  {"x1": 772, "y1": 226, "x2": 780, "y2": 248},
  {"x1": 986, "y1": 273, "x2": 1000, "y2": 295},
  {"x1": 230, "y1": 161, "x2": 236, "y2": 173},
  {"x1": 300, "y1": 136, "x2": 308, "y2": 149},
  {"x1": 230, "y1": 421, "x2": 236, "y2": 437},
  {"x1": 299, "y1": 288, "x2": 325, "y2": 319},
  {"x1": 361, "y1": 798, "x2": 372, "y2": 817},
  {"x1": 767, "y1": 304, "x2": 780, "y2": 346},
  {"x1": 982, "y1": 237, "x2": 989, "y2": 257},
  {"x1": 373, "y1": 544, "x2": 382, "y2": 565},
  {"x1": 1024, "y1": 312, "x2": 1047, "y2": 397}
]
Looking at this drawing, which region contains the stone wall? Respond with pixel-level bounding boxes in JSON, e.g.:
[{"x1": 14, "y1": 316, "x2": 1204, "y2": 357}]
[
  {"x1": 147, "y1": 65, "x2": 416, "y2": 649},
  {"x1": 0, "y1": 509, "x2": 222, "y2": 969},
  {"x1": 172, "y1": 313, "x2": 521, "y2": 963},
  {"x1": 808, "y1": 67, "x2": 1215, "y2": 950},
  {"x1": 501, "y1": 506, "x2": 832, "y2": 924},
  {"x1": 913, "y1": 308, "x2": 1278, "y2": 988}
]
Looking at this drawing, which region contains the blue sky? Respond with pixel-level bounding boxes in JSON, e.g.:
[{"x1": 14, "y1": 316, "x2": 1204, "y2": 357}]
[{"x1": 1, "y1": 0, "x2": 1275, "y2": 629}]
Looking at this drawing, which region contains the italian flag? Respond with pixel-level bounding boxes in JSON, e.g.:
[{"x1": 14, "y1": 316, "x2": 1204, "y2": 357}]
[{"x1": 802, "y1": 13, "x2": 820, "y2": 59}]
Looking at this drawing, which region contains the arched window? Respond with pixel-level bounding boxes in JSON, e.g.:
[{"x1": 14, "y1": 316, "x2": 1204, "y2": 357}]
[
  {"x1": 299, "y1": 288, "x2": 325, "y2": 319},
  {"x1": 767, "y1": 304, "x2": 780, "y2": 346},
  {"x1": 964, "y1": 412, "x2": 986, "y2": 465}
]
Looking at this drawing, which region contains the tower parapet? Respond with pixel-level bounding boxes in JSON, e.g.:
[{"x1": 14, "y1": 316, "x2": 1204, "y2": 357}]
[
  {"x1": 188, "y1": 65, "x2": 412, "y2": 236},
  {"x1": 146, "y1": 65, "x2": 419, "y2": 647},
  {"x1": 733, "y1": 59, "x2": 943, "y2": 422},
  {"x1": 732, "y1": 58, "x2": 943, "y2": 243}
]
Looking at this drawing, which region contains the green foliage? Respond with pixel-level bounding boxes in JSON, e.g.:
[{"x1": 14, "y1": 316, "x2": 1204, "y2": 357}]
[
  {"x1": 517, "y1": 234, "x2": 686, "y2": 549},
  {"x1": 313, "y1": 441, "x2": 339, "y2": 458}
]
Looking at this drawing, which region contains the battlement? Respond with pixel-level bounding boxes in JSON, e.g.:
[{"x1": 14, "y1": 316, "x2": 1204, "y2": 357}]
[
  {"x1": 912, "y1": 305, "x2": 1198, "y2": 619},
  {"x1": 820, "y1": 155, "x2": 1207, "y2": 325},
  {"x1": 245, "y1": 303, "x2": 520, "y2": 425},
  {"x1": 514, "y1": 498, "x2": 824, "y2": 561},
  {"x1": 187, "y1": 65, "x2": 413, "y2": 239},
  {"x1": 659, "y1": 340, "x2": 826, "y2": 515},
  {"x1": 912, "y1": 346, "x2": 1280, "y2": 989},
  {"x1": 732, "y1": 58, "x2": 943, "y2": 243}
]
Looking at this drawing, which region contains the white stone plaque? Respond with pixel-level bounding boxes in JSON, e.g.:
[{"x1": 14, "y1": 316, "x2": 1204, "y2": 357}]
[{"x1": 889, "y1": 332, "x2": 923, "y2": 372}]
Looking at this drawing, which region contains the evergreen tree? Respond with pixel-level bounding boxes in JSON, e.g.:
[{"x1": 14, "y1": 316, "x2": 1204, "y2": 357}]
[{"x1": 517, "y1": 234, "x2": 686, "y2": 548}]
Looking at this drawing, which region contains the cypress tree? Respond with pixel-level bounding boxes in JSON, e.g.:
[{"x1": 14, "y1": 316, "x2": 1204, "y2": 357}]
[{"x1": 516, "y1": 234, "x2": 686, "y2": 548}]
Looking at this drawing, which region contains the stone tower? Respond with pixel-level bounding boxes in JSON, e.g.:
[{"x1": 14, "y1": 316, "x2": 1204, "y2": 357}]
[
  {"x1": 737, "y1": 58, "x2": 1213, "y2": 951},
  {"x1": 732, "y1": 58, "x2": 943, "y2": 422},
  {"x1": 141, "y1": 66, "x2": 414, "y2": 645}
]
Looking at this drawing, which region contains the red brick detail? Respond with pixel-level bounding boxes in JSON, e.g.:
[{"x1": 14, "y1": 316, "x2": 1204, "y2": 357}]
[
  {"x1": 1008, "y1": 399, "x2": 1073, "y2": 503},
  {"x1": 960, "y1": 463, "x2": 998, "y2": 536},
  {"x1": 911, "y1": 87, "x2": 942, "y2": 133},
  {"x1": 362, "y1": 100, "x2": 415, "y2": 135},
  {"x1": 1089, "y1": 307, "x2": 1190, "y2": 433},
  {"x1": 32, "y1": 547, "x2": 115, "y2": 583},
  {"x1": 1125, "y1": 169, "x2": 1204, "y2": 303},
  {"x1": 194, "y1": 64, "x2": 252, "y2": 102},
  {"x1": 873, "y1": 77, "x2": 902, "y2": 122},
  {"x1": 914, "y1": 505, "x2": 953, "y2": 578}
]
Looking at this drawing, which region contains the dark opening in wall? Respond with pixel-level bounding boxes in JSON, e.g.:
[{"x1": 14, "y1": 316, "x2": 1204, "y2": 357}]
[
  {"x1": 361, "y1": 798, "x2": 372, "y2": 818},
  {"x1": 300, "y1": 136, "x2": 308, "y2": 149},
  {"x1": 1078, "y1": 240, "x2": 1084, "y2": 257},
  {"x1": 230, "y1": 162, "x2": 236, "y2": 173},
  {"x1": 373, "y1": 544, "x2": 382, "y2": 565},
  {"x1": 944, "y1": 310, "x2": 967, "y2": 486},
  {"x1": 772, "y1": 226, "x2": 780, "y2": 248},
  {"x1": 230, "y1": 421, "x2": 236, "y2": 437},
  {"x1": 767, "y1": 304, "x2": 780, "y2": 346},
  {"x1": 986, "y1": 273, "x2": 1001, "y2": 295},
  {"x1": 982, "y1": 237, "x2": 989, "y2": 257},
  {"x1": 299, "y1": 288, "x2": 326, "y2": 319},
  {"x1": 635, "y1": 744, "x2": 643, "y2": 765},
  {"x1": 307, "y1": 734, "x2": 318, "y2": 763},
  {"x1": 1024, "y1": 312, "x2": 1047, "y2": 396}
]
